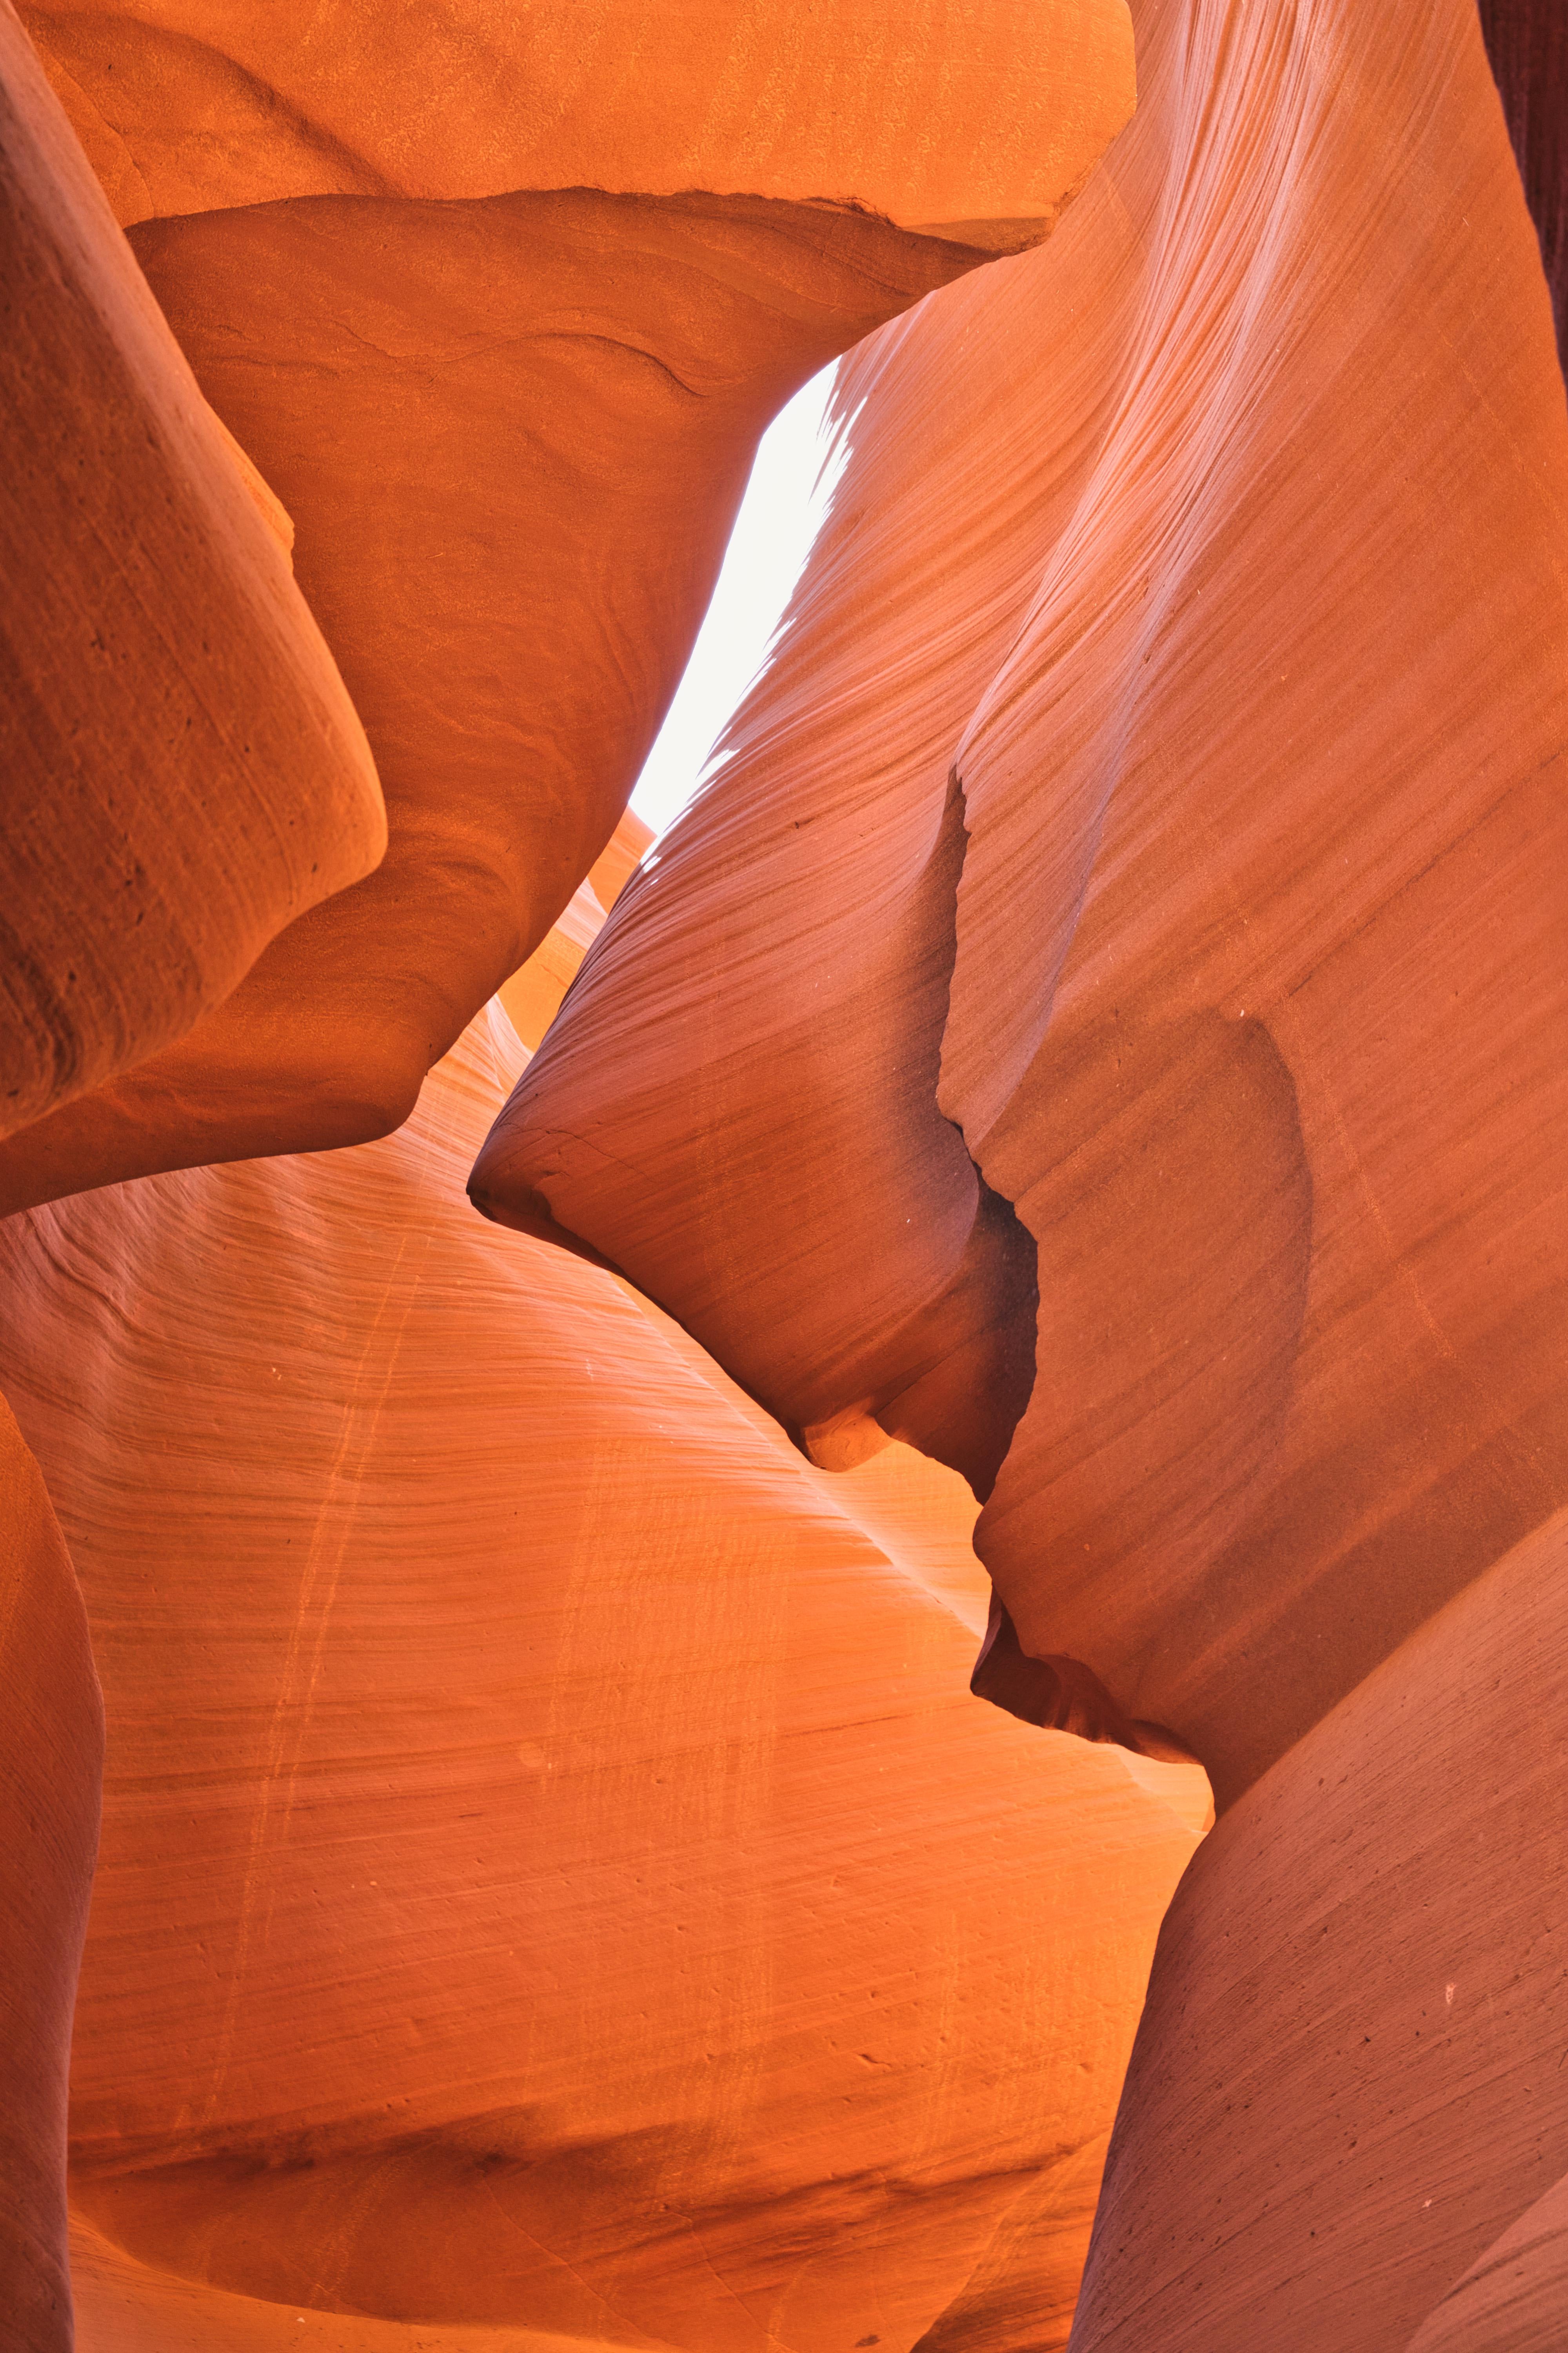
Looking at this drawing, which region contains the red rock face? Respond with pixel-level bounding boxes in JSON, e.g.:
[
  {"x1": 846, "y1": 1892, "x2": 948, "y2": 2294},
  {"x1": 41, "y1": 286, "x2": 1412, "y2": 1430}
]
[
  {"x1": 17, "y1": 0, "x2": 1134, "y2": 238},
  {"x1": 475, "y1": 0, "x2": 1568, "y2": 1813},
  {"x1": 1478, "y1": 1, "x2": 1568, "y2": 368},
  {"x1": 467, "y1": 0, "x2": 1568, "y2": 2337},
  {"x1": 0, "y1": 1011, "x2": 1205, "y2": 2349},
  {"x1": 1069, "y1": 1508, "x2": 1568, "y2": 2352},
  {"x1": 0, "y1": 1403, "x2": 102, "y2": 2353},
  {"x1": 0, "y1": 196, "x2": 992, "y2": 1214},
  {"x1": 2, "y1": 8, "x2": 1166, "y2": 2343}
]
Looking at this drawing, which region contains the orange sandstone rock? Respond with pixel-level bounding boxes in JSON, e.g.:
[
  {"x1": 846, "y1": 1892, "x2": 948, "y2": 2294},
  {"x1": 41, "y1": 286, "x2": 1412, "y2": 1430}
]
[
  {"x1": 0, "y1": 0, "x2": 383, "y2": 1151},
  {"x1": 1068, "y1": 1510, "x2": 1568, "y2": 2352},
  {"x1": 0, "y1": 0, "x2": 1134, "y2": 1213},
  {"x1": 70, "y1": 2213, "x2": 657, "y2": 2353},
  {"x1": 10, "y1": 0, "x2": 1561, "y2": 2342},
  {"x1": 20, "y1": 0, "x2": 1134, "y2": 243},
  {"x1": 498, "y1": 877, "x2": 612, "y2": 1056},
  {"x1": 1478, "y1": 2, "x2": 1567, "y2": 371},
  {"x1": 0, "y1": 196, "x2": 982, "y2": 1211},
  {"x1": 475, "y1": 0, "x2": 1568, "y2": 1812},
  {"x1": 496, "y1": 808, "x2": 654, "y2": 1058},
  {"x1": 0, "y1": 1401, "x2": 102, "y2": 2353},
  {"x1": 0, "y1": 1007, "x2": 1205, "y2": 2350}
]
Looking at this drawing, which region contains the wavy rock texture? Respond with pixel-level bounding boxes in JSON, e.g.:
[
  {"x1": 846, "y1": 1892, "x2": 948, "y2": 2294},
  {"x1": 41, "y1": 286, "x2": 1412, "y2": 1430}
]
[
  {"x1": 0, "y1": 0, "x2": 1134, "y2": 1213},
  {"x1": 475, "y1": 0, "x2": 1568, "y2": 1812},
  {"x1": 1069, "y1": 1508, "x2": 1568, "y2": 2353},
  {"x1": 8, "y1": 0, "x2": 1563, "y2": 2345},
  {"x1": 0, "y1": 192, "x2": 981, "y2": 1213},
  {"x1": 0, "y1": 0, "x2": 383, "y2": 1151},
  {"x1": 0, "y1": 1007, "x2": 1206, "y2": 2352},
  {"x1": 0, "y1": 1402, "x2": 102, "y2": 2353}
]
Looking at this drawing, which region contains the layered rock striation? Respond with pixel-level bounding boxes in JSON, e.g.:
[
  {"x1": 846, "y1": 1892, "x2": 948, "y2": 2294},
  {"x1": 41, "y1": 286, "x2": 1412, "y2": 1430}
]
[
  {"x1": 0, "y1": 0, "x2": 1135, "y2": 1213},
  {"x1": 2, "y1": 5, "x2": 1161, "y2": 2342},
  {"x1": 1071, "y1": 1507, "x2": 1568, "y2": 2349},
  {"x1": 6, "y1": 0, "x2": 1568, "y2": 2344},
  {"x1": 472, "y1": 0, "x2": 1568, "y2": 2334},
  {"x1": 475, "y1": 0, "x2": 1568, "y2": 1811},
  {"x1": 0, "y1": 1008, "x2": 1205, "y2": 2350}
]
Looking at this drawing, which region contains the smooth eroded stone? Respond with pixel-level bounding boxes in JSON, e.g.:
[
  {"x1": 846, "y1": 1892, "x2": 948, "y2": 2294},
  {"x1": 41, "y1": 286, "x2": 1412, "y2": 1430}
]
[
  {"x1": 1, "y1": 0, "x2": 1136, "y2": 1211},
  {"x1": 20, "y1": 0, "x2": 1134, "y2": 239},
  {"x1": 475, "y1": 0, "x2": 1568, "y2": 1807},
  {"x1": 1402, "y1": 2167, "x2": 1568, "y2": 2353},
  {"x1": 0, "y1": 192, "x2": 1023, "y2": 1213},
  {"x1": 0, "y1": 0, "x2": 383, "y2": 1153},
  {"x1": 0, "y1": 1005, "x2": 1206, "y2": 2349},
  {"x1": 1067, "y1": 1509, "x2": 1568, "y2": 2351}
]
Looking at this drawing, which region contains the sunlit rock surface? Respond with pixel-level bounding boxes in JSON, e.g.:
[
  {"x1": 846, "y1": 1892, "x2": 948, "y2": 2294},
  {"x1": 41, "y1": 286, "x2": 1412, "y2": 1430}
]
[
  {"x1": 472, "y1": 0, "x2": 1568, "y2": 2335},
  {"x1": 5, "y1": 0, "x2": 1567, "y2": 2344},
  {"x1": 19, "y1": 0, "x2": 1133, "y2": 242},
  {"x1": 1071, "y1": 1511, "x2": 1568, "y2": 2351},
  {"x1": 476, "y1": 0, "x2": 1568, "y2": 1808},
  {"x1": 0, "y1": 0, "x2": 383, "y2": 1156},
  {"x1": 0, "y1": 1009, "x2": 1205, "y2": 2350},
  {"x1": 0, "y1": 0, "x2": 1134, "y2": 1211},
  {"x1": 496, "y1": 809, "x2": 653, "y2": 1053},
  {"x1": 0, "y1": 5, "x2": 1153, "y2": 2342}
]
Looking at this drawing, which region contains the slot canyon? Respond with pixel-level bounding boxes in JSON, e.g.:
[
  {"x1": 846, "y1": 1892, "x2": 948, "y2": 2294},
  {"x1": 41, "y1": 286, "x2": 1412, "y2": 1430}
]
[{"x1": 2, "y1": 0, "x2": 1565, "y2": 2347}]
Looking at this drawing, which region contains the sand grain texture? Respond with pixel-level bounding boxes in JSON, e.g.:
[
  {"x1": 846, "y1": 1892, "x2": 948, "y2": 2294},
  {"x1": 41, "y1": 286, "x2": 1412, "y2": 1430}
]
[
  {"x1": 20, "y1": 0, "x2": 1133, "y2": 240},
  {"x1": 1068, "y1": 1511, "x2": 1568, "y2": 2350}
]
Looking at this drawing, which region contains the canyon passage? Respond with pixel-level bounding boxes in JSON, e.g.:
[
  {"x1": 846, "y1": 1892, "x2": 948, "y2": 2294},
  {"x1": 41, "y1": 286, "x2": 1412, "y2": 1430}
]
[{"x1": 3, "y1": 2, "x2": 1567, "y2": 2349}]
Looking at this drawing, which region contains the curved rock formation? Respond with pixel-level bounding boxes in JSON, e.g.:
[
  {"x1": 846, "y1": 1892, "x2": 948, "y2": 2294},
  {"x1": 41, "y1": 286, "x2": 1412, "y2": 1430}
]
[
  {"x1": 7, "y1": 0, "x2": 1565, "y2": 2342},
  {"x1": 0, "y1": 0, "x2": 1134, "y2": 1215},
  {"x1": 0, "y1": 1007, "x2": 1206, "y2": 2350},
  {"x1": 472, "y1": 5, "x2": 1568, "y2": 2333},
  {"x1": 1068, "y1": 1507, "x2": 1568, "y2": 2352},
  {"x1": 474, "y1": 0, "x2": 1568, "y2": 1811},
  {"x1": 20, "y1": 0, "x2": 1132, "y2": 243},
  {"x1": 0, "y1": 0, "x2": 383, "y2": 1153},
  {"x1": 0, "y1": 13, "x2": 1162, "y2": 2345}
]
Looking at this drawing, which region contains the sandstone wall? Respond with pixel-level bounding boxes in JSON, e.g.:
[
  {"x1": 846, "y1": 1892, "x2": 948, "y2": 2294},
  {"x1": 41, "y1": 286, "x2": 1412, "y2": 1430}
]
[
  {"x1": 0, "y1": 1008, "x2": 1205, "y2": 2350},
  {"x1": 477, "y1": 0, "x2": 1568, "y2": 1807}
]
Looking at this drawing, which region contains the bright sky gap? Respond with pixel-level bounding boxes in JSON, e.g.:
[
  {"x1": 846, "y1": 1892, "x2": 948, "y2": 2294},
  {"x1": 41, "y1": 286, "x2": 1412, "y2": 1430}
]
[{"x1": 629, "y1": 363, "x2": 845, "y2": 840}]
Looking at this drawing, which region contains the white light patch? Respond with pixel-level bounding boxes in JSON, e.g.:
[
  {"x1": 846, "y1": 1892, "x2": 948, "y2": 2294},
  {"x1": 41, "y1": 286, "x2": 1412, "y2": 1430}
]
[{"x1": 630, "y1": 363, "x2": 846, "y2": 838}]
